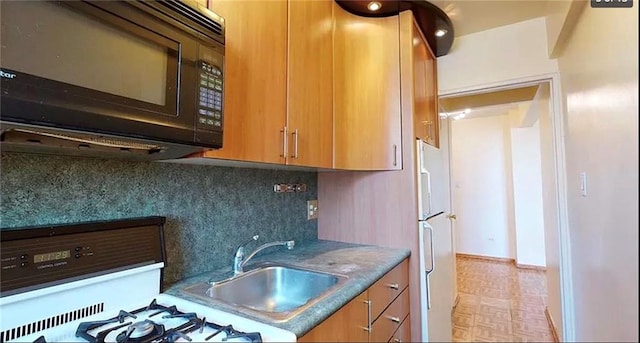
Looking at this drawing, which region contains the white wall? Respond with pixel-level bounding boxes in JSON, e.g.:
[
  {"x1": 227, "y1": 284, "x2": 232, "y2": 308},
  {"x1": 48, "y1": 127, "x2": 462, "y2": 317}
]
[
  {"x1": 536, "y1": 82, "x2": 564, "y2": 338},
  {"x1": 510, "y1": 120, "x2": 546, "y2": 267},
  {"x1": 451, "y1": 115, "x2": 516, "y2": 259},
  {"x1": 438, "y1": 17, "x2": 559, "y2": 94},
  {"x1": 558, "y1": 5, "x2": 639, "y2": 342},
  {"x1": 545, "y1": 0, "x2": 588, "y2": 58},
  {"x1": 545, "y1": 0, "x2": 573, "y2": 57}
]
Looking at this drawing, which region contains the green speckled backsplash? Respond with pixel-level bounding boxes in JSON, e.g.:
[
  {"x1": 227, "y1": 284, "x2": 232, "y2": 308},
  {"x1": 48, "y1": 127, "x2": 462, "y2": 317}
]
[{"x1": 0, "y1": 153, "x2": 318, "y2": 286}]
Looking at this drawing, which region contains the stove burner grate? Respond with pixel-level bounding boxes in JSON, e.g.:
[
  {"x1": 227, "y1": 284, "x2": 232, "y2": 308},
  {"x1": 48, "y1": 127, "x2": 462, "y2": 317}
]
[
  {"x1": 73, "y1": 299, "x2": 262, "y2": 343},
  {"x1": 115, "y1": 319, "x2": 165, "y2": 343},
  {"x1": 182, "y1": 319, "x2": 263, "y2": 343},
  {"x1": 75, "y1": 309, "x2": 138, "y2": 343}
]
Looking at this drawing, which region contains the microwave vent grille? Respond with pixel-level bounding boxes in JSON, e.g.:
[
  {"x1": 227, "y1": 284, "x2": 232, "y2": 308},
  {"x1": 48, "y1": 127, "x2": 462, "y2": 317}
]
[
  {"x1": 158, "y1": 1, "x2": 224, "y2": 41},
  {"x1": 5, "y1": 129, "x2": 163, "y2": 151}
]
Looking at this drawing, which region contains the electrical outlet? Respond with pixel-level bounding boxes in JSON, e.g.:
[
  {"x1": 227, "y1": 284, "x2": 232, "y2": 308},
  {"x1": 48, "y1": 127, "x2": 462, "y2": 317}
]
[{"x1": 307, "y1": 200, "x2": 318, "y2": 220}]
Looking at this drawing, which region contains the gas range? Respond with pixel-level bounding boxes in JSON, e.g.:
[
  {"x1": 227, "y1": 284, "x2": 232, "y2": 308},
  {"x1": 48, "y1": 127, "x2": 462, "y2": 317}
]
[{"x1": 0, "y1": 217, "x2": 296, "y2": 343}]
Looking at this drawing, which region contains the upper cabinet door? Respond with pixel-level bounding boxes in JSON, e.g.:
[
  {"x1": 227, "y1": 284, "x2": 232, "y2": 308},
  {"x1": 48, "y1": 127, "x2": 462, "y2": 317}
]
[
  {"x1": 333, "y1": 4, "x2": 402, "y2": 171},
  {"x1": 204, "y1": 0, "x2": 288, "y2": 164},
  {"x1": 425, "y1": 37, "x2": 439, "y2": 148},
  {"x1": 286, "y1": 0, "x2": 333, "y2": 168},
  {"x1": 413, "y1": 20, "x2": 429, "y2": 143},
  {"x1": 412, "y1": 20, "x2": 440, "y2": 148}
]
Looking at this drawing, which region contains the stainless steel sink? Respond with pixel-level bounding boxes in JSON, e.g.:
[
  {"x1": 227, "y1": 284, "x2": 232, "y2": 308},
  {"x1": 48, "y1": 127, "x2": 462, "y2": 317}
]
[{"x1": 182, "y1": 263, "x2": 347, "y2": 321}]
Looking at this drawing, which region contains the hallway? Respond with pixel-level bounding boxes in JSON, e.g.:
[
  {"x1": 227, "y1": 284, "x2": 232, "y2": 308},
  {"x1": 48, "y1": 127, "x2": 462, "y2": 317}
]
[{"x1": 451, "y1": 255, "x2": 555, "y2": 342}]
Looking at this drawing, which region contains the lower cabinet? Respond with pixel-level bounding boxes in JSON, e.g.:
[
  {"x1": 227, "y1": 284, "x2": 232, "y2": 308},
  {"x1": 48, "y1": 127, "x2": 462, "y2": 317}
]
[
  {"x1": 297, "y1": 290, "x2": 370, "y2": 342},
  {"x1": 298, "y1": 258, "x2": 410, "y2": 342},
  {"x1": 370, "y1": 288, "x2": 410, "y2": 342},
  {"x1": 389, "y1": 315, "x2": 411, "y2": 343}
]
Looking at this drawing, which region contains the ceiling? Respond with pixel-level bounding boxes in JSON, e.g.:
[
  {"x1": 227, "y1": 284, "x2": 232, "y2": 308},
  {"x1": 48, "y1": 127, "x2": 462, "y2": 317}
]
[
  {"x1": 430, "y1": 0, "x2": 552, "y2": 37},
  {"x1": 439, "y1": 85, "x2": 539, "y2": 114},
  {"x1": 443, "y1": 101, "x2": 527, "y2": 119}
]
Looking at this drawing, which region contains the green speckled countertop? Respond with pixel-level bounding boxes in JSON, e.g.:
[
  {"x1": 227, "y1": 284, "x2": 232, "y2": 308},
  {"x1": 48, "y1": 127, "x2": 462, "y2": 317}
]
[{"x1": 165, "y1": 240, "x2": 410, "y2": 337}]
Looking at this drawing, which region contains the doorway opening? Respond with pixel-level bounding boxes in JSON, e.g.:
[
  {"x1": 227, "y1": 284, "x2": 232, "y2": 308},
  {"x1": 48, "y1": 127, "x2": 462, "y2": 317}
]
[{"x1": 439, "y1": 74, "x2": 574, "y2": 342}]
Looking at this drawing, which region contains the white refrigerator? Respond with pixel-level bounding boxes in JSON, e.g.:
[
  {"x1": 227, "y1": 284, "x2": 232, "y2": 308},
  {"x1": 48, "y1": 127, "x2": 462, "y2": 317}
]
[{"x1": 417, "y1": 137, "x2": 455, "y2": 342}]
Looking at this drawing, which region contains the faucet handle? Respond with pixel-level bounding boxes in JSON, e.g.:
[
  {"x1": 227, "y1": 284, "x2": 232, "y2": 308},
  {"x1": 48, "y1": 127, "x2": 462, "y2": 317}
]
[{"x1": 238, "y1": 235, "x2": 259, "y2": 249}]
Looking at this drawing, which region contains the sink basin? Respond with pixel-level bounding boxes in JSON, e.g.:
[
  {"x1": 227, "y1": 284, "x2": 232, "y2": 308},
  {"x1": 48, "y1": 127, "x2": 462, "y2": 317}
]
[{"x1": 182, "y1": 264, "x2": 347, "y2": 321}]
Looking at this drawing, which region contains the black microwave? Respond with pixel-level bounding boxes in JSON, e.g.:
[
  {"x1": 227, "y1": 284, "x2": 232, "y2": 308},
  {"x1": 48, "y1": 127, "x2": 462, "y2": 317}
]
[{"x1": 0, "y1": 0, "x2": 225, "y2": 160}]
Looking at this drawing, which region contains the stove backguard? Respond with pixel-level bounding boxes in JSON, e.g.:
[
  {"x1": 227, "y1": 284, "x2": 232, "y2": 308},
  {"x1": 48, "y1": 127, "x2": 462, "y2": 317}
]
[{"x1": 0, "y1": 217, "x2": 166, "y2": 296}]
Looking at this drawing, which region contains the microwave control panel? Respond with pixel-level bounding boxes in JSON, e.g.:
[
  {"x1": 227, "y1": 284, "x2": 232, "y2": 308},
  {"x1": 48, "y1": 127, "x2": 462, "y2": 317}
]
[{"x1": 197, "y1": 61, "x2": 223, "y2": 131}]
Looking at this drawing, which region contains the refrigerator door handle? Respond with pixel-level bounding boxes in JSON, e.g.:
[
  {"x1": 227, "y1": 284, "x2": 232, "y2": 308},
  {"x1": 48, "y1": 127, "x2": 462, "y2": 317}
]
[
  {"x1": 424, "y1": 221, "x2": 435, "y2": 310},
  {"x1": 426, "y1": 223, "x2": 435, "y2": 274},
  {"x1": 424, "y1": 170, "x2": 432, "y2": 216},
  {"x1": 426, "y1": 274, "x2": 432, "y2": 310}
]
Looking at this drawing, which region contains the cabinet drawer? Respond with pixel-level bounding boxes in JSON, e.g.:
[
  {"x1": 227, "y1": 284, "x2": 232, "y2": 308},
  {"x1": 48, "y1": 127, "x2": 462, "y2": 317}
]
[
  {"x1": 369, "y1": 258, "x2": 409, "y2": 320},
  {"x1": 370, "y1": 288, "x2": 410, "y2": 343},
  {"x1": 388, "y1": 315, "x2": 411, "y2": 343}
]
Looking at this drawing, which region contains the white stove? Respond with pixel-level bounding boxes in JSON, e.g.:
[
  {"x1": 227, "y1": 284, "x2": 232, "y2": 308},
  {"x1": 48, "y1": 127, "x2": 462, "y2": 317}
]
[{"x1": 0, "y1": 217, "x2": 297, "y2": 343}]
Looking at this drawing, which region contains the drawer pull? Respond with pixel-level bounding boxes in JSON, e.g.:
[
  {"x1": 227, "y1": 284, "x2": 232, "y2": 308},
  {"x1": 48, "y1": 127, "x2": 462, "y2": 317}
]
[
  {"x1": 389, "y1": 316, "x2": 401, "y2": 323},
  {"x1": 387, "y1": 283, "x2": 399, "y2": 290}
]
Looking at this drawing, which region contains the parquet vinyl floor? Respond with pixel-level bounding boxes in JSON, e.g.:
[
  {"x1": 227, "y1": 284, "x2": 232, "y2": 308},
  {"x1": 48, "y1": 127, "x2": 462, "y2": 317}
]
[{"x1": 452, "y1": 256, "x2": 555, "y2": 342}]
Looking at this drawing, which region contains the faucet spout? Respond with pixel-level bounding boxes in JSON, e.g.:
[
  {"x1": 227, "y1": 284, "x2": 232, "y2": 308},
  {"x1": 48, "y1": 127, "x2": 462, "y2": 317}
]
[
  {"x1": 232, "y1": 235, "x2": 259, "y2": 276},
  {"x1": 233, "y1": 238, "x2": 295, "y2": 275}
]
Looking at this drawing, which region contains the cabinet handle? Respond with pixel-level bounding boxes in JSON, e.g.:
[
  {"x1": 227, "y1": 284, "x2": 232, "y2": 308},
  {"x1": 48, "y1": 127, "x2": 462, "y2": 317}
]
[
  {"x1": 291, "y1": 129, "x2": 299, "y2": 159},
  {"x1": 393, "y1": 338, "x2": 401, "y2": 342},
  {"x1": 363, "y1": 299, "x2": 372, "y2": 332},
  {"x1": 387, "y1": 283, "x2": 399, "y2": 290},
  {"x1": 389, "y1": 316, "x2": 401, "y2": 323},
  {"x1": 280, "y1": 127, "x2": 288, "y2": 158},
  {"x1": 393, "y1": 144, "x2": 397, "y2": 166}
]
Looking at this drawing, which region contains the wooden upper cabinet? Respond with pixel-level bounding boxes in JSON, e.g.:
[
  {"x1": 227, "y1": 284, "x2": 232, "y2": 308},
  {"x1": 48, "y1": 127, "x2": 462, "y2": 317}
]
[
  {"x1": 333, "y1": 3, "x2": 402, "y2": 171},
  {"x1": 203, "y1": 0, "x2": 288, "y2": 164},
  {"x1": 412, "y1": 20, "x2": 429, "y2": 142},
  {"x1": 425, "y1": 37, "x2": 439, "y2": 148},
  {"x1": 200, "y1": 0, "x2": 332, "y2": 168},
  {"x1": 286, "y1": 0, "x2": 333, "y2": 168},
  {"x1": 410, "y1": 19, "x2": 439, "y2": 148}
]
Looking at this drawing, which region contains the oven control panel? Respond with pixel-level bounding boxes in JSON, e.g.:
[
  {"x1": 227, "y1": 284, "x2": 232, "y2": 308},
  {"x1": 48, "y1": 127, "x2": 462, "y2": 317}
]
[
  {"x1": 0, "y1": 218, "x2": 165, "y2": 296},
  {"x1": 1, "y1": 245, "x2": 94, "y2": 270}
]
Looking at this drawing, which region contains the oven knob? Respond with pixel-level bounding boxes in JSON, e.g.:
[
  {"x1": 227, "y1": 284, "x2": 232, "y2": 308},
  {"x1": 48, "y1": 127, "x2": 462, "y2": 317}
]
[
  {"x1": 20, "y1": 254, "x2": 28, "y2": 260},
  {"x1": 75, "y1": 247, "x2": 82, "y2": 252},
  {"x1": 75, "y1": 253, "x2": 82, "y2": 259},
  {"x1": 20, "y1": 261, "x2": 28, "y2": 267}
]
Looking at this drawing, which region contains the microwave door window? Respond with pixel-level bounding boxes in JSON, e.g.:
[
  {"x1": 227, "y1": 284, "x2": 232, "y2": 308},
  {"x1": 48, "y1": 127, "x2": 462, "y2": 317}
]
[{"x1": 0, "y1": 1, "x2": 179, "y2": 115}]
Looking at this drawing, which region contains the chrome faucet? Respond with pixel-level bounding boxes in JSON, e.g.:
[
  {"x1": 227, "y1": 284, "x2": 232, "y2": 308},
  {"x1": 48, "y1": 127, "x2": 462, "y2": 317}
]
[{"x1": 233, "y1": 235, "x2": 295, "y2": 275}]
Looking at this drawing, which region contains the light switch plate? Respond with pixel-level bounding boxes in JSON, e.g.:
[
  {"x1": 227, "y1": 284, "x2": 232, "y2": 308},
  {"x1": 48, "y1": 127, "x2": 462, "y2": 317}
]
[
  {"x1": 580, "y1": 172, "x2": 587, "y2": 197},
  {"x1": 307, "y1": 200, "x2": 318, "y2": 220}
]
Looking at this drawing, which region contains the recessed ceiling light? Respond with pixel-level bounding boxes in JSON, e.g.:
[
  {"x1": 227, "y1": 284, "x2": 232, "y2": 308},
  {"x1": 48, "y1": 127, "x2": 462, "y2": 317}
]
[
  {"x1": 367, "y1": 1, "x2": 382, "y2": 11},
  {"x1": 435, "y1": 29, "x2": 448, "y2": 38},
  {"x1": 441, "y1": 108, "x2": 470, "y2": 119},
  {"x1": 454, "y1": 114, "x2": 466, "y2": 120}
]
